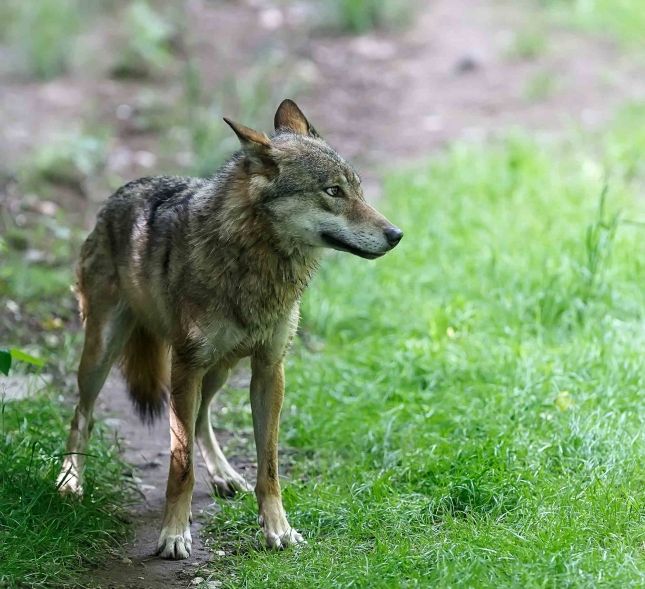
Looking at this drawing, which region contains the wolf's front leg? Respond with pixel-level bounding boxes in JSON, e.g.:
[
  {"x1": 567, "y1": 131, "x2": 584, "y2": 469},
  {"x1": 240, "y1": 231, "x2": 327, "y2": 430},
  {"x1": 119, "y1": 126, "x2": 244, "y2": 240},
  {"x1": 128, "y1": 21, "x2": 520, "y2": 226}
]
[
  {"x1": 250, "y1": 357, "x2": 305, "y2": 549},
  {"x1": 157, "y1": 358, "x2": 204, "y2": 560}
]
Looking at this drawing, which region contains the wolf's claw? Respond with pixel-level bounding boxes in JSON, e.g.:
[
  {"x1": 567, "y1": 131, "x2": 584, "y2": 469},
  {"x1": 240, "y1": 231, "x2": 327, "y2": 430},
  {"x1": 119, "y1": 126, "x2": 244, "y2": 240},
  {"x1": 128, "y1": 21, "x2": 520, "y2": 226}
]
[
  {"x1": 258, "y1": 510, "x2": 306, "y2": 550},
  {"x1": 156, "y1": 525, "x2": 192, "y2": 559}
]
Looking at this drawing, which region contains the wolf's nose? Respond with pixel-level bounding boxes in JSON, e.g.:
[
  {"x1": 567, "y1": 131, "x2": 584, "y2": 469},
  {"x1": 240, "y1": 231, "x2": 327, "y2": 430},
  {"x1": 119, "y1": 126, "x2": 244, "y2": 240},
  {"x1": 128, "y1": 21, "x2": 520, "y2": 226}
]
[{"x1": 385, "y1": 226, "x2": 403, "y2": 246}]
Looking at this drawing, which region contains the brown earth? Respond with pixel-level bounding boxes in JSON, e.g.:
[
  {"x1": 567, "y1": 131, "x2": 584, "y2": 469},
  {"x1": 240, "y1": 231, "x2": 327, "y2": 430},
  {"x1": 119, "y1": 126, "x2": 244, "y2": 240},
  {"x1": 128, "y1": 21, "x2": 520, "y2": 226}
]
[{"x1": 3, "y1": 0, "x2": 645, "y2": 587}]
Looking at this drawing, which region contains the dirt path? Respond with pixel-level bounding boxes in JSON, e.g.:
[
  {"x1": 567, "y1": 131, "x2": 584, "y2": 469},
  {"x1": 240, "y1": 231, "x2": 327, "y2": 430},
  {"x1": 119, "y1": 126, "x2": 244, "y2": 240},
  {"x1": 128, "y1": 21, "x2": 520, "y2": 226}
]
[
  {"x1": 4, "y1": 0, "x2": 645, "y2": 587},
  {"x1": 89, "y1": 372, "x2": 254, "y2": 589}
]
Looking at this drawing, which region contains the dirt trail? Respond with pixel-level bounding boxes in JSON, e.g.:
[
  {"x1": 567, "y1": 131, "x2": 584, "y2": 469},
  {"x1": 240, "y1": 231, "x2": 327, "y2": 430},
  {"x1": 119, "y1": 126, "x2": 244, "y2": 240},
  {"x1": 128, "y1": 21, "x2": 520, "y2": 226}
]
[
  {"x1": 89, "y1": 373, "x2": 253, "y2": 588},
  {"x1": 5, "y1": 0, "x2": 645, "y2": 587}
]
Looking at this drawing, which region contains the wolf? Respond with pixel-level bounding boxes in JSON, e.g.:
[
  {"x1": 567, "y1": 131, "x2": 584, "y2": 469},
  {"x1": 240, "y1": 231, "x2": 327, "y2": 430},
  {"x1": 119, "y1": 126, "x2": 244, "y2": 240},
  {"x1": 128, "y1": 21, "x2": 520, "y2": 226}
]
[{"x1": 57, "y1": 99, "x2": 403, "y2": 559}]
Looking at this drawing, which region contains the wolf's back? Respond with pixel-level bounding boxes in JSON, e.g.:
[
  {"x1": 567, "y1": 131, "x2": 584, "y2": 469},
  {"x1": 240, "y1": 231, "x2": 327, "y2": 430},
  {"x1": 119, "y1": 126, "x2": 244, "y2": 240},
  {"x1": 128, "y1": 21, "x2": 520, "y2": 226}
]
[{"x1": 75, "y1": 176, "x2": 207, "y2": 423}]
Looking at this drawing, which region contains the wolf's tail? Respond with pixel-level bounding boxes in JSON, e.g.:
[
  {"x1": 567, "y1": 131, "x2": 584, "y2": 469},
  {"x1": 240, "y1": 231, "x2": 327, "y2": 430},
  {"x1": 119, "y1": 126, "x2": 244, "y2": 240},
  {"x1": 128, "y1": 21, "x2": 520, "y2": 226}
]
[{"x1": 119, "y1": 325, "x2": 169, "y2": 424}]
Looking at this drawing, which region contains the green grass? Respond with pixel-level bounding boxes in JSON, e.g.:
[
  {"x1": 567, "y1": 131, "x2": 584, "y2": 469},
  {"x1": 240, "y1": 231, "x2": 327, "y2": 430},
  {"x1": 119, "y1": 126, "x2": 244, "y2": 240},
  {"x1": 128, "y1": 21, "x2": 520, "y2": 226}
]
[
  {"x1": 204, "y1": 106, "x2": 645, "y2": 587},
  {"x1": 2, "y1": 0, "x2": 83, "y2": 79},
  {"x1": 537, "y1": 0, "x2": 645, "y2": 47},
  {"x1": 20, "y1": 129, "x2": 111, "y2": 195},
  {"x1": 111, "y1": 1, "x2": 177, "y2": 80},
  {"x1": 319, "y1": 0, "x2": 416, "y2": 33},
  {"x1": 1, "y1": 207, "x2": 134, "y2": 588},
  {"x1": 0, "y1": 396, "x2": 135, "y2": 588},
  {"x1": 504, "y1": 28, "x2": 548, "y2": 60},
  {"x1": 524, "y1": 70, "x2": 559, "y2": 101}
]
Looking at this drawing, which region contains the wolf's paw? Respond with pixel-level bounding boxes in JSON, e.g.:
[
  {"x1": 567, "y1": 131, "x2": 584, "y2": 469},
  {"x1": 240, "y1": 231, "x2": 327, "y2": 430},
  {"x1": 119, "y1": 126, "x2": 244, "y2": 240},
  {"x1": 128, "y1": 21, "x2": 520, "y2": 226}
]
[
  {"x1": 57, "y1": 471, "x2": 83, "y2": 498},
  {"x1": 258, "y1": 511, "x2": 306, "y2": 550},
  {"x1": 211, "y1": 469, "x2": 253, "y2": 498},
  {"x1": 156, "y1": 524, "x2": 192, "y2": 560}
]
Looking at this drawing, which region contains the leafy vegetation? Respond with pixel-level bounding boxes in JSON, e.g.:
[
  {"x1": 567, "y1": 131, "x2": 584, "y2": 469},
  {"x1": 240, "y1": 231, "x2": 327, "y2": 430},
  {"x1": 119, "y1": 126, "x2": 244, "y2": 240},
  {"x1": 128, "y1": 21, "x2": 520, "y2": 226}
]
[
  {"x1": 111, "y1": 1, "x2": 177, "y2": 80},
  {"x1": 524, "y1": 70, "x2": 558, "y2": 101},
  {"x1": 504, "y1": 28, "x2": 548, "y2": 60},
  {"x1": 0, "y1": 348, "x2": 43, "y2": 376},
  {"x1": 204, "y1": 106, "x2": 645, "y2": 588},
  {"x1": 1, "y1": 0, "x2": 83, "y2": 78},
  {"x1": 20, "y1": 130, "x2": 111, "y2": 195},
  {"x1": 537, "y1": 0, "x2": 645, "y2": 46},
  {"x1": 321, "y1": 0, "x2": 417, "y2": 33}
]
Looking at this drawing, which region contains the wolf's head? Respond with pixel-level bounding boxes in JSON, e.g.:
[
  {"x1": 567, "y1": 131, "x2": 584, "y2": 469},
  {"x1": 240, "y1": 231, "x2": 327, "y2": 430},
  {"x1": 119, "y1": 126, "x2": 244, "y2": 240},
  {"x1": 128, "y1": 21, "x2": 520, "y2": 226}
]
[{"x1": 224, "y1": 99, "x2": 402, "y2": 260}]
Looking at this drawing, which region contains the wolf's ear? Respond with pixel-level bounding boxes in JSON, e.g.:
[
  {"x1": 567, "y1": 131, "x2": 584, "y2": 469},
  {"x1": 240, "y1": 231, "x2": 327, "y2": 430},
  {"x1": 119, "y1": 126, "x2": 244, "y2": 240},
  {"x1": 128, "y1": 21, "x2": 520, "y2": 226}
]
[
  {"x1": 274, "y1": 99, "x2": 319, "y2": 138},
  {"x1": 223, "y1": 118, "x2": 277, "y2": 176}
]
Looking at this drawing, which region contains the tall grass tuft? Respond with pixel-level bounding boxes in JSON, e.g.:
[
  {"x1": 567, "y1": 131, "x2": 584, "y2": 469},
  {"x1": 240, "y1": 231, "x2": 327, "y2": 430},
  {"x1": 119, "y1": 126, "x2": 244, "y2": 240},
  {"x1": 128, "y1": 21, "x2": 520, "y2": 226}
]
[
  {"x1": 4, "y1": 0, "x2": 82, "y2": 79},
  {"x1": 324, "y1": 0, "x2": 417, "y2": 33}
]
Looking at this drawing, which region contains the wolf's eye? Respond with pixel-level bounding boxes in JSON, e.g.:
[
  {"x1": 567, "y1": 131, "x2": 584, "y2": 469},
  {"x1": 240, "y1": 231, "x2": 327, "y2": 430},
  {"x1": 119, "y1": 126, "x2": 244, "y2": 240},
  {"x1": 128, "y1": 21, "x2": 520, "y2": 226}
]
[{"x1": 325, "y1": 186, "x2": 343, "y2": 197}]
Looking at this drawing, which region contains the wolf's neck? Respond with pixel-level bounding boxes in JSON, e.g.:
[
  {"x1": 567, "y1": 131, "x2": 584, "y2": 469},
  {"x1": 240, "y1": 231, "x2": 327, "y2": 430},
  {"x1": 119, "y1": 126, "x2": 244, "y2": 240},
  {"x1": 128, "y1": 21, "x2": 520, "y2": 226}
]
[{"x1": 189, "y1": 162, "x2": 321, "y2": 301}]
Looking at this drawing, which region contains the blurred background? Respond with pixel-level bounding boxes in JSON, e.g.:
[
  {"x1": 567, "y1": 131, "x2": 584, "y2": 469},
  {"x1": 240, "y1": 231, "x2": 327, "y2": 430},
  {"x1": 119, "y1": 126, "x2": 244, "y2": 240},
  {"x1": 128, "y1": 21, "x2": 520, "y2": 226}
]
[
  {"x1": 2, "y1": 1, "x2": 645, "y2": 587},
  {"x1": 2, "y1": 0, "x2": 643, "y2": 222},
  {"x1": 2, "y1": 0, "x2": 643, "y2": 344}
]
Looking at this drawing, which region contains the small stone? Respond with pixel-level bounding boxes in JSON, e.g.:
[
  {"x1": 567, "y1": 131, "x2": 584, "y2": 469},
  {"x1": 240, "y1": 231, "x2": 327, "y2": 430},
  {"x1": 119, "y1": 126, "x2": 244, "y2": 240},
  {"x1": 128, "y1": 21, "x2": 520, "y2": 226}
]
[
  {"x1": 134, "y1": 150, "x2": 157, "y2": 169},
  {"x1": 259, "y1": 7, "x2": 283, "y2": 30},
  {"x1": 116, "y1": 104, "x2": 134, "y2": 120},
  {"x1": 6, "y1": 300, "x2": 20, "y2": 314},
  {"x1": 122, "y1": 557, "x2": 132, "y2": 565},
  {"x1": 215, "y1": 551, "x2": 225, "y2": 557},
  {"x1": 25, "y1": 249, "x2": 47, "y2": 263},
  {"x1": 33, "y1": 200, "x2": 59, "y2": 216},
  {"x1": 191, "y1": 578, "x2": 205, "y2": 586},
  {"x1": 207, "y1": 582, "x2": 223, "y2": 588},
  {"x1": 454, "y1": 54, "x2": 481, "y2": 74}
]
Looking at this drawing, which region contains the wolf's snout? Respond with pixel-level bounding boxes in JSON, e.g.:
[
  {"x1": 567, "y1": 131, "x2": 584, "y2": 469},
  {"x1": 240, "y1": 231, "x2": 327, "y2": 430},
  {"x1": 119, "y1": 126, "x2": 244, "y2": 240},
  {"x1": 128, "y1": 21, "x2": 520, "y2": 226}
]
[{"x1": 384, "y1": 226, "x2": 403, "y2": 247}]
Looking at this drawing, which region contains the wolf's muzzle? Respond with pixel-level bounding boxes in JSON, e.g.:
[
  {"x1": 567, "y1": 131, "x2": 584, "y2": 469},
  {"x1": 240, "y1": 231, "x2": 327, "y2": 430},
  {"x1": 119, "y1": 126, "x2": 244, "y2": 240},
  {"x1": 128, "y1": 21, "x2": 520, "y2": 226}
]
[{"x1": 385, "y1": 226, "x2": 403, "y2": 247}]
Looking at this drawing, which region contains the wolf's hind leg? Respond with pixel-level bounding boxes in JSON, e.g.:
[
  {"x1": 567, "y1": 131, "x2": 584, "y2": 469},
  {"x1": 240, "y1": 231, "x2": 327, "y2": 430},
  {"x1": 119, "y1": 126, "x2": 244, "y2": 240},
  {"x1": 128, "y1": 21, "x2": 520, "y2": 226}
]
[
  {"x1": 195, "y1": 364, "x2": 252, "y2": 497},
  {"x1": 57, "y1": 307, "x2": 131, "y2": 496}
]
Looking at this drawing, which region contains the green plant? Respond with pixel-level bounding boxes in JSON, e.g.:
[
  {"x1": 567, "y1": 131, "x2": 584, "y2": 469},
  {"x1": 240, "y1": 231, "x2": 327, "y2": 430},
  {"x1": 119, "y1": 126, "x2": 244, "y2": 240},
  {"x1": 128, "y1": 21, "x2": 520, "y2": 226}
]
[
  {"x1": 580, "y1": 185, "x2": 620, "y2": 305},
  {"x1": 112, "y1": 1, "x2": 176, "y2": 79},
  {"x1": 323, "y1": 0, "x2": 416, "y2": 33},
  {"x1": 505, "y1": 28, "x2": 548, "y2": 60},
  {"x1": 524, "y1": 70, "x2": 558, "y2": 101},
  {"x1": 5, "y1": 0, "x2": 82, "y2": 79},
  {"x1": 0, "y1": 348, "x2": 43, "y2": 376},
  {"x1": 21, "y1": 130, "x2": 109, "y2": 193},
  {"x1": 538, "y1": 0, "x2": 645, "y2": 47}
]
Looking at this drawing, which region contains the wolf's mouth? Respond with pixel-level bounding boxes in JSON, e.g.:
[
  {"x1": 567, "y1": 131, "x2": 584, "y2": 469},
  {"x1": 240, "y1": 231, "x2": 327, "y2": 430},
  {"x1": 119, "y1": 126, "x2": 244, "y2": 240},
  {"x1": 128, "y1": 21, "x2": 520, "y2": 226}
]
[{"x1": 320, "y1": 233, "x2": 384, "y2": 260}]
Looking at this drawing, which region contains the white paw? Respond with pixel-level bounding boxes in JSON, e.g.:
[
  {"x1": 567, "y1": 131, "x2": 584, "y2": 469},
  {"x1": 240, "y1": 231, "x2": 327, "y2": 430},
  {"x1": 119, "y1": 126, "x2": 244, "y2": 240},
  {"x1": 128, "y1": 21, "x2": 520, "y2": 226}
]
[
  {"x1": 258, "y1": 514, "x2": 306, "y2": 550},
  {"x1": 57, "y1": 470, "x2": 83, "y2": 497},
  {"x1": 211, "y1": 471, "x2": 253, "y2": 497},
  {"x1": 156, "y1": 524, "x2": 192, "y2": 559}
]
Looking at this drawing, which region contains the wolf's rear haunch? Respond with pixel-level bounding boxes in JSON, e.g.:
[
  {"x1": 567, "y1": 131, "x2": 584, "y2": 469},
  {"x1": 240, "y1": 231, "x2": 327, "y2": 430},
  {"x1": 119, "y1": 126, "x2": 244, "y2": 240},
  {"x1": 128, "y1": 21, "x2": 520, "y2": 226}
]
[
  {"x1": 80, "y1": 266, "x2": 170, "y2": 424},
  {"x1": 58, "y1": 98, "x2": 403, "y2": 560}
]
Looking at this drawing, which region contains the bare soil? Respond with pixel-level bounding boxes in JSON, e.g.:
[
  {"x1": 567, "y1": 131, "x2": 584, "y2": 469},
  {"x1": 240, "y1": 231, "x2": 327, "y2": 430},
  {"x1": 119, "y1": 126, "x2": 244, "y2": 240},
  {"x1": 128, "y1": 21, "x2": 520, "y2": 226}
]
[
  {"x1": 3, "y1": 0, "x2": 645, "y2": 587},
  {"x1": 87, "y1": 372, "x2": 254, "y2": 589}
]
